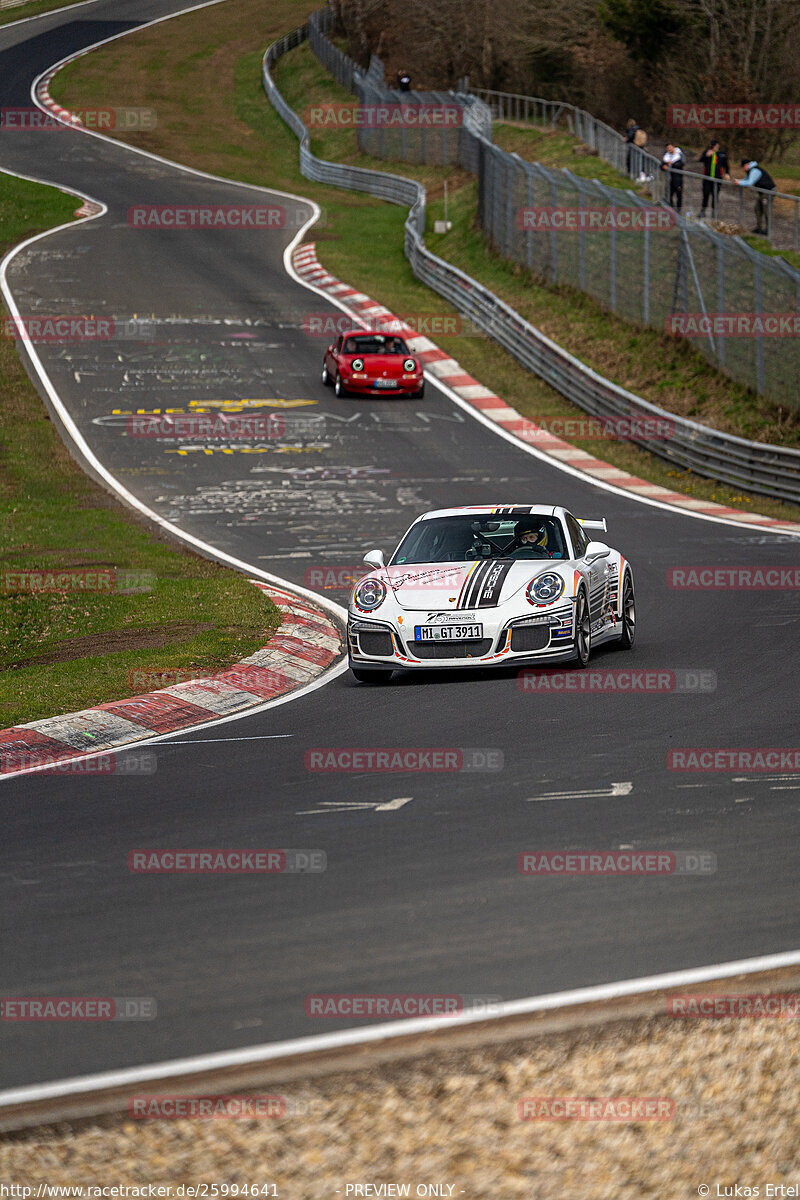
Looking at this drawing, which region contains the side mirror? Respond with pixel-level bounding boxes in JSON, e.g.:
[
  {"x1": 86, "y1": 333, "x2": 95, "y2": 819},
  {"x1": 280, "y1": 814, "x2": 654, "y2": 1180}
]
[
  {"x1": 585, "y1": 541, "x2": 611, "y2": 563},
  {"x1": 363, "y1": 549, "x2": 385, "y2": 570}
]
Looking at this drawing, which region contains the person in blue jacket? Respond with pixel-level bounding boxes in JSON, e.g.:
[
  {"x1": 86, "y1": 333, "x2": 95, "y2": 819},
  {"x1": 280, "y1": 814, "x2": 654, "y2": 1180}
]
[{"x1": 737, "y1": 159, "x2": 777, "y2": 235}]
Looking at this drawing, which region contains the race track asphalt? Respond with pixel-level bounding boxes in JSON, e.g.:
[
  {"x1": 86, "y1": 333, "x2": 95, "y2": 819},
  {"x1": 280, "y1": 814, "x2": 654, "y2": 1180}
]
[{"x1": 1, "y1": 0, "x2": 798, "y2": 1088}]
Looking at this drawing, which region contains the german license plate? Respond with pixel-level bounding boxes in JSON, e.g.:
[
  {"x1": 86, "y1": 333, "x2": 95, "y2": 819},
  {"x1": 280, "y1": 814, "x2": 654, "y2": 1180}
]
[
  {"x1": 414, "y1": 624, "x2": 483, "y2": 640},
  {"x1": 374, "y1": 379, "x2": 398, "y2": 388}
]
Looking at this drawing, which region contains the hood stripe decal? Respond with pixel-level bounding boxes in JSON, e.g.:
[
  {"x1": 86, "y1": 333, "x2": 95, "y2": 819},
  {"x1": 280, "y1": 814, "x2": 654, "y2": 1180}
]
[{"x1": 462, "y1": 558, "x2": 516, "y2": 609}]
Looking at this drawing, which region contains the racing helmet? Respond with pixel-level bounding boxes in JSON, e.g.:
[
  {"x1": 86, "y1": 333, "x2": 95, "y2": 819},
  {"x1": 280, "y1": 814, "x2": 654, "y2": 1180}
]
[{"x1": 514, "y1": 518, "x2": 547, "y2": 543}]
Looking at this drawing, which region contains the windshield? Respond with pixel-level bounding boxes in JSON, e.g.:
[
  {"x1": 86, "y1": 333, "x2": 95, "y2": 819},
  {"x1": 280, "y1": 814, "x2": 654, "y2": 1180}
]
[
  {"x1": 342, "y1": 335, "x2": 409, "y2": 355},
  {"x1": 391, "y1": 514, "x2": 568, "y2": 564}
]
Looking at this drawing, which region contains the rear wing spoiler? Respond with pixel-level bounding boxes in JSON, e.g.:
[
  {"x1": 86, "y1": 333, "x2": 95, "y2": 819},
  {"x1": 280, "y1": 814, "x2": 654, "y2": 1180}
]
[{"x1": 577, "y1": 517, "x2": 608, "y2": 533}]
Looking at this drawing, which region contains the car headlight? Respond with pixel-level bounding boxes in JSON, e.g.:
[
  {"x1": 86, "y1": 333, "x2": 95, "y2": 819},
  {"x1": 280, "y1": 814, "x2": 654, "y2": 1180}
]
[
  {"x1": 403, "y1": 358, "x2": 417, "y2": 372},
  {"x1": 526, "y1": 573, "x2": 564, "y2": 604},
  {"x1": 352, "y1": 577, "x2": 387, "y2": 611},
  {"x1": 350, "y1": 358, "x2": 364, "y2": 372}
]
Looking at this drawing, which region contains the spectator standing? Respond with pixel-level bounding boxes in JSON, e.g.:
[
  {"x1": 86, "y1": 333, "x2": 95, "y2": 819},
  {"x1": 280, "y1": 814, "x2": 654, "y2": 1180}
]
[
  {"x1": 624, "y1": 119, "x2": 640, "y2": 174},
  {"x1": 661, "y1": 142, "x2": 685, "y2": 210},
  {"x1": 396, "y1": 69, "x2": 411, "y2": 92},
  {"x1": 632, "y1": 126, "x2": 650, "y2": 180},
  {"x1": 737, "y1": 159, "x2": 777, "y2": 235},
  {"x1": 698, "y1": 141, "x2": 730, "y2": 220}
]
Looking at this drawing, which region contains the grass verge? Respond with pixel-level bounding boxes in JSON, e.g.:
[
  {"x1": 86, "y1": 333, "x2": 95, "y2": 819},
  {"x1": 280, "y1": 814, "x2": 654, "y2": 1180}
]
[
  {"x1": 50, "y1": 2, "x2": 800, "y2": 523},
  {"x1": 0, "y1": 171, "x2": 280, "y2": 727},
  {"x1": 0, "y1": 0, "x2": 92, "y2": 28}
]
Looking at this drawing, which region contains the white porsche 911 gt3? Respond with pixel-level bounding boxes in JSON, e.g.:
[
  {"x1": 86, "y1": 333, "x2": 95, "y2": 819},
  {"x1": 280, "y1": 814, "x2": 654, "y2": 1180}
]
[{"x1": 347, "y1": 505, "x2": 635, "y2": 681}]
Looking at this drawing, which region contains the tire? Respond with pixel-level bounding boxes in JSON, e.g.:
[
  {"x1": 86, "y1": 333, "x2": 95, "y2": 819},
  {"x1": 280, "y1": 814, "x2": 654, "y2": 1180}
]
[
  {"x1": 351, "y1": 665, "x2": 393, "y2": 684},
  {"x1": 321, "y1": 362, "x2": 332, "y2": 386},
  {"x1": 615, "y1": 572, "x2": 636, "y2": 650},
  {"x1": 572, "y1": 589, "x2": 591, "y2": 667},
  {"x1": 334, "y1": 373, "x2": 347, "y2": 398}
]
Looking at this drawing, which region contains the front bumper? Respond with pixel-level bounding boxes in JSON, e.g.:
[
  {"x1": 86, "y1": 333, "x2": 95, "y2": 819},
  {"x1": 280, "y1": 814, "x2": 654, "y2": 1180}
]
[
  {"x1": 348, "y1": 603, "x2": 578, "y2": 670},
  {"x1": 343, "y1": 376, "x2": 422, "y2": 396}
]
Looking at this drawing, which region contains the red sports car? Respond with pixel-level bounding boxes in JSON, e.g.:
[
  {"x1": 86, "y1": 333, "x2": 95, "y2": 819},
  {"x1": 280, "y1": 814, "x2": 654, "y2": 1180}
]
[{"x1": 321, "y1": 330, "x2": 425, "y2": 398}]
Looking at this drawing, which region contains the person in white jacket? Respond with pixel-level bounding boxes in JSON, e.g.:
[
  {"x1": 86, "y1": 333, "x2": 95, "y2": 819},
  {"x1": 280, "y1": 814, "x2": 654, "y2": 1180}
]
[{"x1": 660, "y1": 143, "x2": 685, "y2": 211}]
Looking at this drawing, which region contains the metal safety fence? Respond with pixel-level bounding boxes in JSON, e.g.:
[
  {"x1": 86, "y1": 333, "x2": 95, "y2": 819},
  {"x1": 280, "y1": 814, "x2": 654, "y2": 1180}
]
[
  {"x1": 477, "y1": 146, "x2": 800, "y2": 410},
  {"x1": 466, "y1": 85, "x2": 800, "y2": 254},
  {"x1": 309, "y1": 7, "x2": 800, "y2": 415},
  {"x1": 263, "y1": 17, "x2": 800, "y2": 504}
]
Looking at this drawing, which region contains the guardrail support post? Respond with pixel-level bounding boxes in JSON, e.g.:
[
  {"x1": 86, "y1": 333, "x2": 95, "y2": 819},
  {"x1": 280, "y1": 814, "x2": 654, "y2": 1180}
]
[
  {"x1": 716, "y1": 239, "x2": 726, "y2": 369},
  {"x1": 526, "y1": 169, "x2": 534, "y2": 271},
  {"x1": 754, "y1": 257, "x2": 765, "y2": 394},
  {"x1": 609, "y1": 204, "x2": 617, "y2": 312},
  {"x1": 549, "y1": 179, "x2": 558, "y2": 283}
]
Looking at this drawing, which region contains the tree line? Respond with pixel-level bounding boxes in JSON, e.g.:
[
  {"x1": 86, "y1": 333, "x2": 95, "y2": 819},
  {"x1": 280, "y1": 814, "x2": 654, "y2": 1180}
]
[{"x1": 330, "y1": 0, "x2": 800, "y2": 159}]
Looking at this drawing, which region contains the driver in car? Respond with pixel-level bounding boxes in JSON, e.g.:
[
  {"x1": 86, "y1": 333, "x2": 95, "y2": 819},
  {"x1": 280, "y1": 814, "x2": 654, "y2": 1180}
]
[{"x1": 506, "y1": 519, "x2": 553, "y2": 557}]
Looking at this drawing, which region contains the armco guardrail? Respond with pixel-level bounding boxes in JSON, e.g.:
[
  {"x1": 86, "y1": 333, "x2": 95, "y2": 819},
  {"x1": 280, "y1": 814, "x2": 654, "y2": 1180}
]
[
  {"x1": 264, "y1": 27, "x2": 425, "y2": 230},
  {"x1": 264, "y1": 19, "x2": 800, "y2": 506}
]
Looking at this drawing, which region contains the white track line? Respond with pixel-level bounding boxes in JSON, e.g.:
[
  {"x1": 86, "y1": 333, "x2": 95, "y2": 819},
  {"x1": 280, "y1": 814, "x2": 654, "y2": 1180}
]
[
  {"x1": 3, "y1": 948, "x2": 800, "y2": 1107},
  {"x1": 0, "y1": 0, "x2": 106, "y2": 33},
  {"x1": 0, "y1": 1, "x2": 353, "y2": 785}
]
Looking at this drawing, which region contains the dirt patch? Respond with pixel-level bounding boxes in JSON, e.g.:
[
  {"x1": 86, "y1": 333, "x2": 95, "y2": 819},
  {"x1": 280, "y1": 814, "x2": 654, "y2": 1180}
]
[{"x1": 8, "y1": 621, "x2": 215, "y2": 667}]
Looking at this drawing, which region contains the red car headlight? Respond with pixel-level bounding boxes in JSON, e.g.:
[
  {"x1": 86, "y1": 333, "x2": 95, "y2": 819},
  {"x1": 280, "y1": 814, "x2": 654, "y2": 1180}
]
[
  {"x1": 350, "y1": 358, "x2": 364, "y2": 372},
  {"x1": 403, "y1": 358, "x2": 417, "y2": 373}
]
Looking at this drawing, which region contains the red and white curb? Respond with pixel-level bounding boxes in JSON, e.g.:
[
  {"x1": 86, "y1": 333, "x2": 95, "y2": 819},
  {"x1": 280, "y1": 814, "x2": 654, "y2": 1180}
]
[
  {"x1": 293, "y1": 242, "x2": 800, "y2": 534},
  {"x1": 35, "y1": 65, "x2": 81, "y2": 128},
  {"x1": 34, "y1": 66, "x2": 104, "y2": 218},
  {"x1": 0, "y1": 583, "x2": 342, "y2": 777}
]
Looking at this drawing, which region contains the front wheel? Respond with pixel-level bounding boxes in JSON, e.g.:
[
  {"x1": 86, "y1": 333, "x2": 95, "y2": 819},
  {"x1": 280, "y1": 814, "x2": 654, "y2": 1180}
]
[
  {"x1": 334, "y1": 373, "x2": 347, "y2": 398},
  {"x1": 351, "y1": 666, "x2": 393, "y2": 684},
  {"x1": 615, "y1": 573, "x2": 636, "y2": 650},
  {"x1": 572, "y1": 590, "x2": 591, "y2": 667}
]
